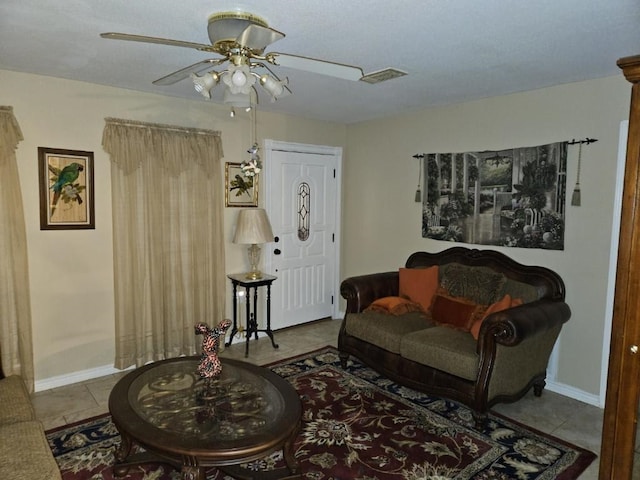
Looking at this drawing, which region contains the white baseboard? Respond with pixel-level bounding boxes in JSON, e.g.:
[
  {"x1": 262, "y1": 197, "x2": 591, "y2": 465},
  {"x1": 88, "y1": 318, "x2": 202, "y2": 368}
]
[
  {"x1": 34, "y1": 364, "x2": 133, "y2": 393},
  {"x1": 34, "y1": 353, "x2": 604, "y2": 413},
  {"x1": 545, "y1": 380, "x2": 603, "y2": 408}
]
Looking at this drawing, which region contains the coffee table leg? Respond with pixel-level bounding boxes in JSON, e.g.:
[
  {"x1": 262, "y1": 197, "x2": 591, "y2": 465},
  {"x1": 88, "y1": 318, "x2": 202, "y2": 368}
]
[
  {"x1": 283, "y1": 424, "x2": 301, "y2": 476},
  {"x1": 112, "y1": 430, "x2": 133, "y2": 476},
  {"x1": 181, "y1": 459, "x2": 206, "y2": 480}
]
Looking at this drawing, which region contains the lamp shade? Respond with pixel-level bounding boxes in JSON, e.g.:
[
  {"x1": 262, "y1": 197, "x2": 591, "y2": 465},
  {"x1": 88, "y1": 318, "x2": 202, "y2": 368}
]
[
  {"x1": 233, "y1": 208, "x2": 274, "y2": 244},
  {"x1": 191, "y1": 72, "x2": 219, "y2": 99}
]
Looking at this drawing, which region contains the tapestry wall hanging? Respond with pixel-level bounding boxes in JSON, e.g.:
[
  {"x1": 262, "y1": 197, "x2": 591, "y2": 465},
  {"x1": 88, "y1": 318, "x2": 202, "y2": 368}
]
[{"x1": 422, "y1": 141, "x2": 567, "y2": 250}]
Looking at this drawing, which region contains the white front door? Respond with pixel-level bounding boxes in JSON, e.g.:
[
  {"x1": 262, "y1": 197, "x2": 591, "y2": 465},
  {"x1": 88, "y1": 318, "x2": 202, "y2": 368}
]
[{"x1": 264, "y1": 140, "x2": 341, "y2": 330}]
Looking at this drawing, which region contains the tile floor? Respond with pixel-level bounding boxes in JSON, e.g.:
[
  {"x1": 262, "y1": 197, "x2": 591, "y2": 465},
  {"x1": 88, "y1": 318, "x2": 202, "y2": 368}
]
[{"x1": 32, "y1": 318, "x2": 604, "y2": 479}]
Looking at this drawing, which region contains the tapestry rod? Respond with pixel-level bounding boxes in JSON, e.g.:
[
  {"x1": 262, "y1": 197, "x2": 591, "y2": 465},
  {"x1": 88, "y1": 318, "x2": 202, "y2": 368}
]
[
  {"x1": 412, "y1": 138, "x2": 598, "y2": 158},
  {"x1": 567, "y1": 137, "x2": 598, "y2": 145}
]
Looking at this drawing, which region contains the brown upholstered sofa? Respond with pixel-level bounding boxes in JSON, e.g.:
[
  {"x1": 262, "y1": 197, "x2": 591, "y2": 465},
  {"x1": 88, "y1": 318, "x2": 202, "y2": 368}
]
[
  {"x1": 338, "y1": 246, "x2": 571, "y2": 428},
  {"x1": 0, "y1": 364, "x2": 62, "y2": 479}
]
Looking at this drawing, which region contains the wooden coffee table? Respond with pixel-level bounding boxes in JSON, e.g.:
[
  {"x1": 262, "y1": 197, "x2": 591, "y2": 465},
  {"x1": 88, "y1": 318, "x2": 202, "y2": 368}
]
[{"x1": 108, "y1": 356, "x2": 302, "y2": 480}]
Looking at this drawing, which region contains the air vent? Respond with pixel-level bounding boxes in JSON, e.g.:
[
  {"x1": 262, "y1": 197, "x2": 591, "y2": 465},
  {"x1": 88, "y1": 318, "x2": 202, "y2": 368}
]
[{"x1": 360, "y1": 68, "x2": 408, "y2": 84}]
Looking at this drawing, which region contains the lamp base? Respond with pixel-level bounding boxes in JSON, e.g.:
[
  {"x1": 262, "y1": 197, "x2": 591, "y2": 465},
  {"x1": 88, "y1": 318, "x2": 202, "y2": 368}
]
[{"x1": 245, "y1": 244, "x2": 263, "y2": 280}]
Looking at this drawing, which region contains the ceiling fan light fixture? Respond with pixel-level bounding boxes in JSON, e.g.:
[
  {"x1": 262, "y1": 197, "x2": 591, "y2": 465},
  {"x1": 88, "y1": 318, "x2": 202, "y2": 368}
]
[
  {"x1": 232, "y1": 69, "x2": 247, "y2": 87},
  {"x1": 190, "y1": 72, "x2": 219, "y2": 98},
  {"x1": 223, "y1": 64, "x2": 256, "y2": 94},
  {"x1": 260, "y1": 74, "x2": 288, "y2": 100}
]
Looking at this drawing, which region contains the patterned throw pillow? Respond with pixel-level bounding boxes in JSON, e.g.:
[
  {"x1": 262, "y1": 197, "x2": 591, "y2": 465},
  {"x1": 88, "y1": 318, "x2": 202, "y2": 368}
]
[
  {"x1": 440, "y1": 264, "x2": 506, "y2": 305},
  {"x1": 364, "y1": 296, "x2": 425, "y2": 316}
]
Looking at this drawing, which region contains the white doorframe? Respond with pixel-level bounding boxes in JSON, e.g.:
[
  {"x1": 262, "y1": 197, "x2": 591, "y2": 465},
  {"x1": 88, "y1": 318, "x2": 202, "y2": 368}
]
[
  {"x1": 599, "y1": 120, "x2": 628, "y2": 406},
  {"x1": 263, "y1": 139, "x2": 343, "y2": 321}
]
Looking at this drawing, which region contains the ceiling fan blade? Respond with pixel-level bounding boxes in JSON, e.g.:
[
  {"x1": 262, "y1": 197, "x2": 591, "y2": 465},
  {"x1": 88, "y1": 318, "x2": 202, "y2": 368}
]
[
  {"x1": 267, "y1": 53, "x2": 364, "y2": 81},
  {"x1": 100, "y1": 32, "x2": 214, "y2": 52},
  {"x1": 152, "y1": 58, "x2": 227, "y2": 86},
  {"x1": 236, "y1": 24, "x2": 285, "y2": 52}
]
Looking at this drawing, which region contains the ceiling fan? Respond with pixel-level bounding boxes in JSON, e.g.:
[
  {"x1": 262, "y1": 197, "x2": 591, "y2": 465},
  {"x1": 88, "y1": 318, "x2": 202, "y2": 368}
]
[{"x1": 101, "y1": 11, "x2": 365, "y2": 106}]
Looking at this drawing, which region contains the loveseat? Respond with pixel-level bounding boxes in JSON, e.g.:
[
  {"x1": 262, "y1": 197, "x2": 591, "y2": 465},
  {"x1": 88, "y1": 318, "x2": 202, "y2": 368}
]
[
  {"x1": 0, "y1": 363, "x2": 62, "y2": 479},
  {"x1": 338, "y1": 246, "x2": 571, "y2": 428}
]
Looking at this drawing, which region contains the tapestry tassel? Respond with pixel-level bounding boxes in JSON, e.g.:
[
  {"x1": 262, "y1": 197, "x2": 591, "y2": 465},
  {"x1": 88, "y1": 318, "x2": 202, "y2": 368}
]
[
  {"x1": 414, "y1": 154, "x2": 422, "y2": 202},
  {"x1": 571, "y1": 142, "x2": 582, "y2": 206}
]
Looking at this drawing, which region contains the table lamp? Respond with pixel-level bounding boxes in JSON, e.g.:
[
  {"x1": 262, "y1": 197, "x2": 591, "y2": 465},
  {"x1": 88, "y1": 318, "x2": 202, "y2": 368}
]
[{"x1": 233, "y1": 208, "x2": 274, "y2": 280}]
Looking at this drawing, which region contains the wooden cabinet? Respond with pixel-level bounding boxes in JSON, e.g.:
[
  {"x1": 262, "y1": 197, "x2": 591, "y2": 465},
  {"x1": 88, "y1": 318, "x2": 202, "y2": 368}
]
[{"x1": 600, "y1": 54, "x2": 640, "y2": 480}]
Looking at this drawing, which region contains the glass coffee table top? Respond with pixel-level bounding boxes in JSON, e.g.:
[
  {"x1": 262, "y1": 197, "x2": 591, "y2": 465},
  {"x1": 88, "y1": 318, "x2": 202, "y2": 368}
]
[
  {"x1": 129, "y1": 357, "x2": 286, "y2": 442},
  {"x1": 109, "y1": 356, "x2": 302, "y2": 477}
]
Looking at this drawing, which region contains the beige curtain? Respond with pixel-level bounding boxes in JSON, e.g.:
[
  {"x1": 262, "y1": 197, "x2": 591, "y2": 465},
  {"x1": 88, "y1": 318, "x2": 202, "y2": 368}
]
[
  {"x1": 0, "y1": 106, "x2": 35, "y2": 391},
  {"x1": 102, "y1": 118, "x2": 226, "y2": 369}
]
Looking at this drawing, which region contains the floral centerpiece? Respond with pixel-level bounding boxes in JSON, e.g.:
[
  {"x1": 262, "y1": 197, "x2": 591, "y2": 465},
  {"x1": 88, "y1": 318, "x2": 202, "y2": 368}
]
[
  {"x1": 231, "y1": 143, "x2": 263, "y2": 197},
  {"x1": 241, "y1": 143, "x2": 262, "y2": 178}
]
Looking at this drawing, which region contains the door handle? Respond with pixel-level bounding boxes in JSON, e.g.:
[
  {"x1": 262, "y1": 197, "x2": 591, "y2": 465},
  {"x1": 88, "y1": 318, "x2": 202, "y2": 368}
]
[{"x1": 274, "y1": 248, "x2": 281, "y2": 255}]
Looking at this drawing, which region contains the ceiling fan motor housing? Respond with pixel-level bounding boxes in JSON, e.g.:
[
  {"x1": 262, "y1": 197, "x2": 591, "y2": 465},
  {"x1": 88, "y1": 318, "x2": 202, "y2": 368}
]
[{"x1": 207, "y1": 11, "x2": 268, "y2": 53}]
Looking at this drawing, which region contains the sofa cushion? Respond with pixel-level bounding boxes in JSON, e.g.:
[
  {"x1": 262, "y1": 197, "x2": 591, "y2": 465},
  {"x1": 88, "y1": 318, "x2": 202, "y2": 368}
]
[
  {"x1": 0, "y1": 375, "x2": 36, "y2": 424},
  {"x1": 364, "y1": 296, "x2": 425, "y2": 316},
  {"x1": 440, "y1": 264, "x2": 506, "y2": 305},
  {"x1": 345, "y1": 311, "x2": 433, "y2": 354},
  {"x1": 399, "y1": 266, "x2": 439, "y2": 311},
  {"x1": 400, "y1": 327, "x2": 479, "y2": 381},
  {"x1": 0, "y1": 421, "x2": 62, "y2": 480},
  {"x1": 430, "y1": 292, "x2": 484, "y2": 331}
]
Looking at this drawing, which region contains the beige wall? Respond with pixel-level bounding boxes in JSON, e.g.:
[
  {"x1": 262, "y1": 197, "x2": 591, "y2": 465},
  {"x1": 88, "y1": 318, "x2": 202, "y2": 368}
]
[
  {"x1": 343, "y1": 74, "x2": 631, "y2": 398},
  {"x1": 2, "y1": 70, "x2": 346, "y2": 382},
  {"x1": 2, "y1": 68, "x2": 632, "y2": 399}
]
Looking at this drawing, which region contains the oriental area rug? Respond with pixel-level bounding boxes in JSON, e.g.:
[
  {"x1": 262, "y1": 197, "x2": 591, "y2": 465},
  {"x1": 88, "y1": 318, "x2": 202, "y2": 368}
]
[{"x1": 47, "y1": 347, "x2": 595, "y2": 480}]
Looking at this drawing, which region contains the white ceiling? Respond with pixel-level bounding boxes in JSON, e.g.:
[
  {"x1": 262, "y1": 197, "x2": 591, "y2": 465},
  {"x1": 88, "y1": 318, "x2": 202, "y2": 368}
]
[{"x1": 1, "y1": 0, "x2": 639, "y2": 124}]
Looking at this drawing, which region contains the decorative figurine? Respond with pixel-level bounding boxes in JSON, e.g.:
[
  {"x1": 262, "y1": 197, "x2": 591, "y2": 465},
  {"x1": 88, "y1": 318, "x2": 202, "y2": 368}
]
[{"x1": 195, "y1": 319, "x2": 232, "y2": 378}]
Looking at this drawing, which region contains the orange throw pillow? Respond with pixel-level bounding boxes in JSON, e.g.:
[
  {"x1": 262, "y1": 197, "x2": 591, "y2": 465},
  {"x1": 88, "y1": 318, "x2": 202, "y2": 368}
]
[
  {"x1": 470, "y1": 294, "x2": 523, "y2": 339},
  {"x1": 399, "y1": 266, "x2": 439, "y2": 312},
  {"x1": 364, "y1": 296, "x2": 425, "y2": 316},
  {"x1": 430, "y1": 293, "x2": 483, "y2": 331}
]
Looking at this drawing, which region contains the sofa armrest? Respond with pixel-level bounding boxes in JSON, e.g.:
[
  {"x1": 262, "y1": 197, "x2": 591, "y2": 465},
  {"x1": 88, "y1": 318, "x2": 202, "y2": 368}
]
[
  {"x1": 476, "y1": 300, "x2": 571, "y2": 403},
  {"x1": 477, "y1": 300, "x2": 571, "y2": 351},
  {"x1": 340, "y1": 271, "x2": 399, "y2": 313}
]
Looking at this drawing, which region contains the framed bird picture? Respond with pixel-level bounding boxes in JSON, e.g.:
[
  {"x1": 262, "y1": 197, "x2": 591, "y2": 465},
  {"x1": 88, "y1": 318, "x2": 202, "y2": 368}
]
[
  {"x1": 38, "y1": 147, "x2": 95, "y2": 230},
  {"x1": 225, "y1": 162, "x2": 258, "y2": 207}
]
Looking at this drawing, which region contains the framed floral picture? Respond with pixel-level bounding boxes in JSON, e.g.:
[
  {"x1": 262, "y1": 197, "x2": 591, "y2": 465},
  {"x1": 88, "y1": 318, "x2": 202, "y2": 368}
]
[
  {"x1": 225, "y1": 162, "x2": 258, "y2": 207},
  {"x1": 38, "y1": 147, "x2": 95, "y2": 230}
]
